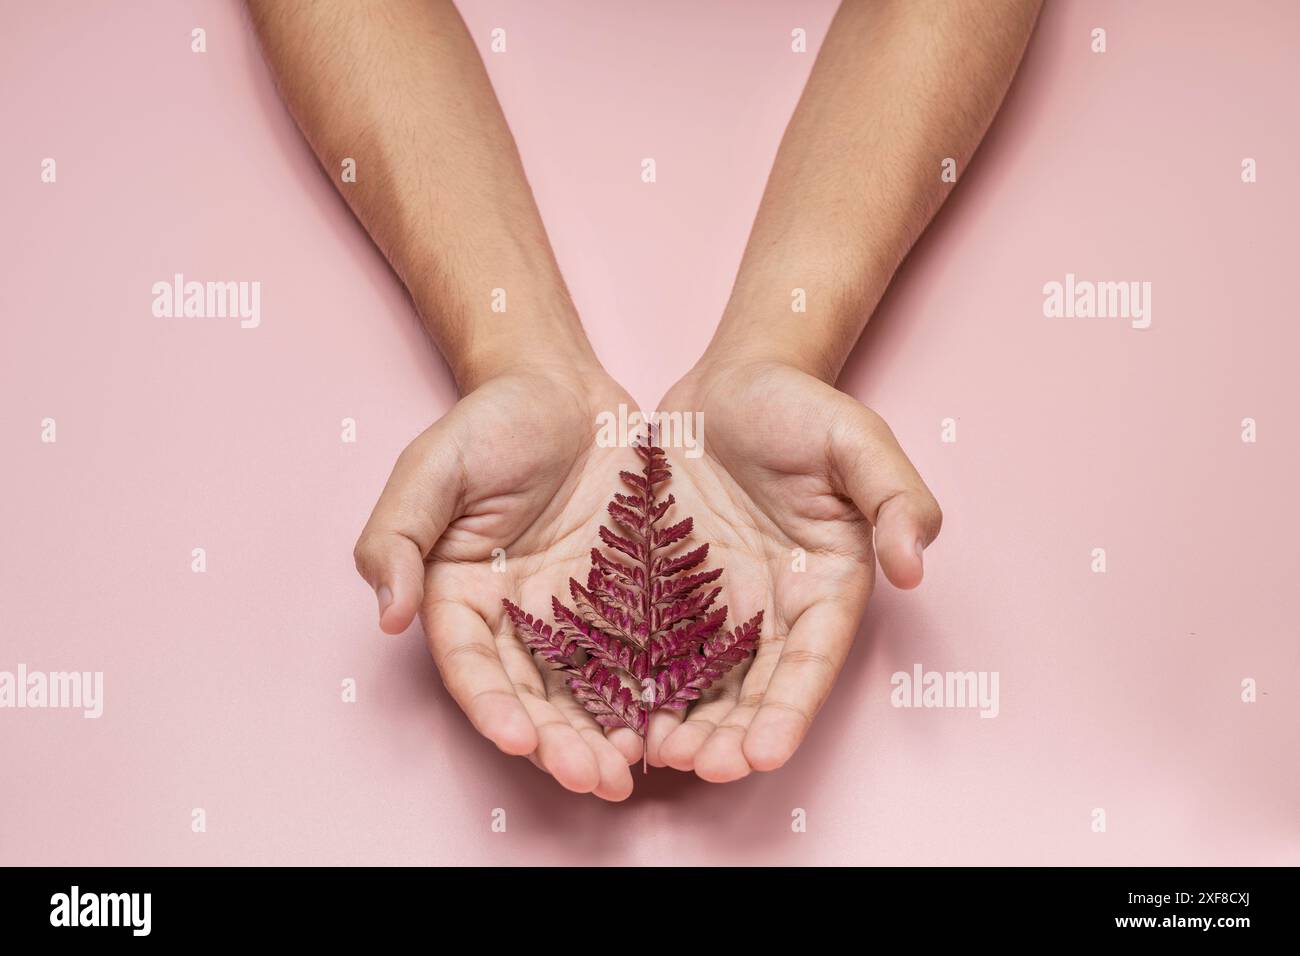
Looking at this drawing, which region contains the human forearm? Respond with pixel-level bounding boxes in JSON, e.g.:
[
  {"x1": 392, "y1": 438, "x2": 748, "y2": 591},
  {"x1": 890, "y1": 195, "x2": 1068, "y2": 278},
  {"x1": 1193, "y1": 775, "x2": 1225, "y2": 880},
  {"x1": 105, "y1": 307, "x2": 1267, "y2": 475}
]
[
  {"x1": 247, "y1": 0, "x2": 597, "y2": 391},
  {"x1": 705, "y1": 0, "x2": 1041, "y2": 382}
]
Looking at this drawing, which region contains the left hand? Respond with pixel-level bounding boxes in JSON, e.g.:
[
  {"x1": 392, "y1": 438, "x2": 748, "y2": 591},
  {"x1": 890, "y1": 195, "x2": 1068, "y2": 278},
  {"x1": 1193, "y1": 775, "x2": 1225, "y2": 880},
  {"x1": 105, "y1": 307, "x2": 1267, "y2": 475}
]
[{"x1": 646, "y1": 358, "x2": 942, "y2": 781}]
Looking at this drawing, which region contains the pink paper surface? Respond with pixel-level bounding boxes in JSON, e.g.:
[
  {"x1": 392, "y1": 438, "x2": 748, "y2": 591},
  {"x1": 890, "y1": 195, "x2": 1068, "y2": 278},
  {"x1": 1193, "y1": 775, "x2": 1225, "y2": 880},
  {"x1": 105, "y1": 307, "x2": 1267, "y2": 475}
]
[{"x1": 1, "y1": 0, "x2": 1296, "y2": 865}]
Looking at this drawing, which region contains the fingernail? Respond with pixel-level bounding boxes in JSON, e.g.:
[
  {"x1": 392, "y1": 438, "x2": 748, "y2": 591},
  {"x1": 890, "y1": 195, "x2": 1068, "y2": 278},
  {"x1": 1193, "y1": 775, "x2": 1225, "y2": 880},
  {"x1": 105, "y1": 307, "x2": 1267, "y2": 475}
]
[{"x1": 377, "y1": 585, "x2": 393, "y2": 617}]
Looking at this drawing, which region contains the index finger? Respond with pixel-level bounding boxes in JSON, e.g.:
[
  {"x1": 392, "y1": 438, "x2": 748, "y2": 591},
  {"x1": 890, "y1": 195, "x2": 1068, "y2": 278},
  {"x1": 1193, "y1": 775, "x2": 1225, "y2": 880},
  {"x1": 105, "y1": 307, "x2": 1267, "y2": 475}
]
[
  {"x1": 354, "y1": 423, "x2": 465, "y2": 633},
  {"x1": 424, "y1": 598, "x2": 538, "y2": 757},
  {"x1": 740, "y1": 598, "x2": 865, "y2": 772}
]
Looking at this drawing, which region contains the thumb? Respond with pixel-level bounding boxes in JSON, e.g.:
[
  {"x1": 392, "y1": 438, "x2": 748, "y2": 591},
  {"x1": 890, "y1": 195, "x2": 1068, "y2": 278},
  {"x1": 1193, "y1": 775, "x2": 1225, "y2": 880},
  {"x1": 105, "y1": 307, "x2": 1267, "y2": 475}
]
[
  {"x1": 353, "y1": 425, "x2": 464, "y2": 633},
  {"x1": 831, "y1": 401, "x2": 942, "y2": 590}
]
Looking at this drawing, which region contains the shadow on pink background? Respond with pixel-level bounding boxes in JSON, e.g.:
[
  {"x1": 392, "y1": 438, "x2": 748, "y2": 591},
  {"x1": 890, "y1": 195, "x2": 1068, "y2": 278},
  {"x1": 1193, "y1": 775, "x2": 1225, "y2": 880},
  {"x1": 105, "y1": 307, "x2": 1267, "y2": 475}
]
[{"x1": 1, "y1": 0, "x2": 1296, "y2": 865}]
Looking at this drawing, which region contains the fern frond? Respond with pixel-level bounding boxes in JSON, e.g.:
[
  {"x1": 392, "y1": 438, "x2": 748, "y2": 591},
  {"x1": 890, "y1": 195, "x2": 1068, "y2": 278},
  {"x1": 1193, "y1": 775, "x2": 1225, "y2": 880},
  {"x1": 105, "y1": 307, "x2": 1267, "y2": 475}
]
[{"x1": 502, "y1": 442, "x2": 762, "y2": 771}]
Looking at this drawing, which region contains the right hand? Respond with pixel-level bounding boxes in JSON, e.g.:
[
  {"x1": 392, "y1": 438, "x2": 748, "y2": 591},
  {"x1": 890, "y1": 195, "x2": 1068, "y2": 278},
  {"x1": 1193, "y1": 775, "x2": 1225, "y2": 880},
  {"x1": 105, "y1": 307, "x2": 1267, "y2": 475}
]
[{"x1": 353, "y1": 364, "x2": 644, "y2": 801}]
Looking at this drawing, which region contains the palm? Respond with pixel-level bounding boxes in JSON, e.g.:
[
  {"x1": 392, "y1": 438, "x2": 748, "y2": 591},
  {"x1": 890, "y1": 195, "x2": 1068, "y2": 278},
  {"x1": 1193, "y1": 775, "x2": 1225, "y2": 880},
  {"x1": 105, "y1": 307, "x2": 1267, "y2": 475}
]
[
  {"x1": 650, "y1": 361, "x2": 935, "y2": 780},
  {"x1": 363, "y1": 370, "x2": 644, "y2": 799},
  {"x1": 660, "y1": 366, "x2": 877, "y2": 623}
]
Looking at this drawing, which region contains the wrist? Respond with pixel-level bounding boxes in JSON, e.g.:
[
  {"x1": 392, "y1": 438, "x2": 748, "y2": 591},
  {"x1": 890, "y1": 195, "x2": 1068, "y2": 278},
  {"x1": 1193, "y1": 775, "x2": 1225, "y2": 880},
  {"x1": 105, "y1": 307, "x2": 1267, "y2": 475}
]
[
  {"x1": 410, "y1": 279, "x2": 601, "y2": 394},
  {"x1": 703, "y1": 257, "x2": 894, "y2": 386},
  {"x1": 452, "y1": 321, "x2": 602, "y2": 395},
  {"x1": 699, "y1": 312, "x2": 843, "y2": 386}
]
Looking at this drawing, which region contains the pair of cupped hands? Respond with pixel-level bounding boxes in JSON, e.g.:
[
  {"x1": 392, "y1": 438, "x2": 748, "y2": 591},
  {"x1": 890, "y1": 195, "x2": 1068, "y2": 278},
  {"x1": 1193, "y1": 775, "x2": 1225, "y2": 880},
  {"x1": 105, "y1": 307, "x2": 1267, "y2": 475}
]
[{"x1": 352, "y1": 345, "x2": 942, "y2": 801}]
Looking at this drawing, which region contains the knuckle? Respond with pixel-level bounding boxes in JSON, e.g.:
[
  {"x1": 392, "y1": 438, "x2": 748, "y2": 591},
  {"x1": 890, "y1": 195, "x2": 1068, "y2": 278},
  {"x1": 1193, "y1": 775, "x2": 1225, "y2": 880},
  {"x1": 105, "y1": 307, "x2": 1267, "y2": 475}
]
[
  {"x1": 512, "y1": 681, "x2": 545, "y2": 701},
  {"x1": 760, "y1": 699, "x2": 812, "y2": 726},
  {"x1": 438, "y1": 640, "x2": 498, "y2": 672},
  {"x1": 351, "y1": 535, "x2": 374, "y2": 575},
  {"x1": 781, "y1": 648, "x2": 836, "y2": 674},
  {"x1": 929, "y1": 499, "x2": 944, "y2": 538}
]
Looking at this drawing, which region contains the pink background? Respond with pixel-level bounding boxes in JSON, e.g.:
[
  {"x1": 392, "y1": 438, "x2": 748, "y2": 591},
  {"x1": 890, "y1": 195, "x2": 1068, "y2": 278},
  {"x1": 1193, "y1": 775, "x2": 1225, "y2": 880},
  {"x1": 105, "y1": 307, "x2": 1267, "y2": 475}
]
[{"x1": 2, "y1": 0, "x2": 1297, "y2": 865}]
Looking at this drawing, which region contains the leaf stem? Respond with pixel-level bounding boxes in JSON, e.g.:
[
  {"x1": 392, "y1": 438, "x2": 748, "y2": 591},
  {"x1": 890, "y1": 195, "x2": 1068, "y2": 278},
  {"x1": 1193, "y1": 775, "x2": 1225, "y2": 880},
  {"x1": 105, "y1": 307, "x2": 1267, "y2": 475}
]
[{"x1": 640, "y1": 448, "x2": 657, "y2": 775}]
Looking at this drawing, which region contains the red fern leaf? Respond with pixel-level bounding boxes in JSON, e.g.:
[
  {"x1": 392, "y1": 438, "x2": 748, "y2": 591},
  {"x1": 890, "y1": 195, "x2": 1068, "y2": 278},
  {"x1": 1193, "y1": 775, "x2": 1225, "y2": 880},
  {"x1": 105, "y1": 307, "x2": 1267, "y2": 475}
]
[
  {"x1": 550, "y1": 597, "x2": 647, "y2": 678},
  {"x1": 618, "y1": 470, "x2": 649, "y2": 495},
  {"x1": 598, "y1": 525, "x2": 643, "y2": 563},
  {"x1": 654, "y1": 516, "x2": 693, "y2": 550},
  {"x1": 607, "y1": 501, "x2": 647, "y2": 539},
  {"x1": 654, "y1": 586, "x2": 722, "y2": 634},
  {"x1": 569, "y1": 579, "x2": 644, "y2": 642},
  {"x1": 502, "y1": 600, "x2": 578, "y2": 666},
  {"x1": 501, "y1": 442, "x2": 763, "y2": 773},
  {"x1": 654, "y1": 543, "x2": 709, "y2": 577},
  {"x1": 653, "y1": 611, "x2": 764, "y2": 710},
  {"x1": 567, "y1": 661, "x2": 646, "y2": 734},
  {"x1": 649, "y1": 495, "x2": 675, "y2": 522},
  {"x1": 655, "y1": 566, "x2": 723, "y2": 605},
  {"x1": 646, "y1": 605, "x2": 728, "y2": 666},
  {"x1": 590, "y1": 548, "x2": 642, "y2": 588}
]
